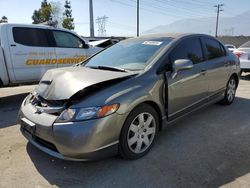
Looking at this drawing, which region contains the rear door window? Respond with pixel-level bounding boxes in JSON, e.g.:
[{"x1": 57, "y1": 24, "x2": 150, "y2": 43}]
[
  {"x1": 170, "y1": 37, "x2": 204, "y2": 64},
  {"x1": 13, "y1": 27, "x2": 50, "y2": 47},
  {"x1": 203, "y1": 38, "x2": 225, "y2": 60},
  {"x1": 52, "y1": 30, "x2": 84, "y2": 48}
]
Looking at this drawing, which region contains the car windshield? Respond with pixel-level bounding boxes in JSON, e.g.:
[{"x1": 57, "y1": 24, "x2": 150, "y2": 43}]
[
  {"x1": 84, "y1": 38, "x2": 172, "y2": 71},
  {"x1": 240, "y1": 41, "x2": 250, "y2": 48}
]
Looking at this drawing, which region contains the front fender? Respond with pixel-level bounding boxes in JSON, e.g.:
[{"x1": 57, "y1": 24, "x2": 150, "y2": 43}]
[
  {"x1": 108, "y1": 76, "x2": 166, "y2": 118},
  {"x1": 72, "y1": 73, "x2": 166, "y2": 119}
]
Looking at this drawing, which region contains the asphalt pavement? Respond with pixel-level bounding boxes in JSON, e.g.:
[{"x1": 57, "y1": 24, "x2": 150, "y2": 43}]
[{"x1": 1, "y1": 76, "x2": 250, "y2": 188}]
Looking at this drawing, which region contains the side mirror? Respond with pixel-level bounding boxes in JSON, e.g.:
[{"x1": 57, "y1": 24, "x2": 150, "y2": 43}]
[
  {"x1": 172, "y1": 59, "x2": 193, "y2": 78},
  {"x1": 81, "y1": 40, "x2": 89, "y2": 49},
  {"x1": 84, "y1": 44, "x2": 89, "y2": 49},
  {"x1": 173, "y1": 59, "x2": 193, "y2": 71}
]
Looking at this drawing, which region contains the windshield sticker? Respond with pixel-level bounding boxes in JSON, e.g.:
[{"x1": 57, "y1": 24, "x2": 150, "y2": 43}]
[{"x1": 142, "y1": 41, "x2": 163, "y2": 46}]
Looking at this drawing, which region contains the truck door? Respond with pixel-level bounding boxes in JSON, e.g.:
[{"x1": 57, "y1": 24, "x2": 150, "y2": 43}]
[
  {"x1": 7, "y1": 26, "x2": 57, "y2": 82},
  {"x1": 51, "y1": 30, "x2": 90, "y2": 68}
]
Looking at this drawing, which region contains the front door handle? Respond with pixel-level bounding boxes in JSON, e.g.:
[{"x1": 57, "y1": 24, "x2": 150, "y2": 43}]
[{"x1": 224, "y1": 62, "x2": 230, "y2": 67}]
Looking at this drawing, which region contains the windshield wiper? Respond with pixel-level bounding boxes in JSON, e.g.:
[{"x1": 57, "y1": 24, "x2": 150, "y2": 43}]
[{"x1": 88, "y1": 66, "x2": 127, "y2": 72}]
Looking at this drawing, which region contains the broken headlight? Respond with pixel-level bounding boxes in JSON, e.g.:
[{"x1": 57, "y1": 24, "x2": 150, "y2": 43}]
[{"x1": 56, "y1": 104, "x2": 119, "y2": 122}]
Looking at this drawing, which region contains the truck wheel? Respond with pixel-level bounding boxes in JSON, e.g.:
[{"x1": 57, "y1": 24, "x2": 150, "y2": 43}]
[
  {"x1": 119, "y1": 104, "x2": 159, "y2": 159},
  {"x1": 0, "y1": 79, "x2": 3, "y2": 88},
  {"x1": 220, "y1": 76, "x2": 237, "y2": 105}
]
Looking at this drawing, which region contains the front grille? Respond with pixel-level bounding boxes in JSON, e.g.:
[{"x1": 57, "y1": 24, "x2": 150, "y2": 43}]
[
  {"x1": 29, "y1": 94, "x2": 66, "y2": 115},
  {"x1": 22, "y1": 126, "x2": 58, "y2": 152},
  {"x1": 30, "y1": 95, "x2": 66, "y2": 108}
]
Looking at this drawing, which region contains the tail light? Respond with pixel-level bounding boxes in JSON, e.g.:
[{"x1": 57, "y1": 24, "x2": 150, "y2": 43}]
[{"x1": 233, "y1": 51, "x2": 243, "y2": 58}]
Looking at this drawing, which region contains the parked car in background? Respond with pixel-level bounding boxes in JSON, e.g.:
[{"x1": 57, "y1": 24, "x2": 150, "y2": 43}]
[
  {"x1": 0, "y1": 23, "x2": 101, "y2": 87},
  {"x1": 233, "y1": 41, "x2": 250, "y2": 74},
  {"x1": 19, "y1": 33, "x2": 240, "y2": 161},
  {"x1": 89, "y1": 38, "x2": 118, "y2": 50},
  {"x1": 225, "y1": 44, "x2": 236, "y2": 52}
]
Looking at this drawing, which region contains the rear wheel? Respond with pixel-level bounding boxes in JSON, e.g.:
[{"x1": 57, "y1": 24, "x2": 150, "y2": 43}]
[
  {"x1": 220, "y1": 76, "x2": 237, "y2": 105},
  {"x1": 119, "y1": 104, "x2": 159, "y2": 159}
]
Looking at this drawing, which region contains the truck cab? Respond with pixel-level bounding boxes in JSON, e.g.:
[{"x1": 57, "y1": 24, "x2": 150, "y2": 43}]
[{"x1": 0, "y1": 23, "x2": 101, "y2": 87}]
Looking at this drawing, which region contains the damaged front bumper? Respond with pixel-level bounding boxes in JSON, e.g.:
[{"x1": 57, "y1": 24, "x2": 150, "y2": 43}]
[{"x1": 18, "y1": 96, "x2": 128, "y2": 161}]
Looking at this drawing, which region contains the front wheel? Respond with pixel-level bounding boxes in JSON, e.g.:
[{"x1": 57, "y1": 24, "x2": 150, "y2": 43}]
[
  {"x1": 119, "y1": 104, "x2": 159, "y2": 159},
  {"x1": 220, "y1": 76, "x2": 237, "y2": 105}
]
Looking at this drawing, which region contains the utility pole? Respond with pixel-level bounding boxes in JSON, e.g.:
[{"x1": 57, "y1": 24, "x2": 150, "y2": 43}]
[
  {"x1": 89, "y1": 0, "x2": 94, "y2": 37},
  {"x1": 214, "y1": 4, "x2": 224, "y2": 38},
  {"x1": 137, "y1": 0, "x2": 139, "y2": 37}
]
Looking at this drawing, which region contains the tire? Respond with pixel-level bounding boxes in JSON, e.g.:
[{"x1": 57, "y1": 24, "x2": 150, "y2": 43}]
[
  {"x1": 220, "y1": 76, "x2": 237, "y2": 105},
  {"x1": 119, "y1": 104, "x2": 159, "y2": 159}
]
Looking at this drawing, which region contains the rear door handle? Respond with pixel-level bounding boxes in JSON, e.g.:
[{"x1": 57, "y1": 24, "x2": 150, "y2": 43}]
[
  {"x1": 224, "y1": 62, "x2": 230, "y2": 67},
  {"x1": 10, "y1": 44, "x2": 16, "y2": 47}
]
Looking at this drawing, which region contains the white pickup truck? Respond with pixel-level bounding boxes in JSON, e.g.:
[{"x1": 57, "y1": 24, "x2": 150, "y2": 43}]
[{"x1": 0, "y1": 23, "x2": 101, "y2": 87}]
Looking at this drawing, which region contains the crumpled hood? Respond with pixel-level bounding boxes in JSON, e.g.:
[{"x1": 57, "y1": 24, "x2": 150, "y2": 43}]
[{"x1": 35, "y1": 67, "x2": 136, "y2": 100}]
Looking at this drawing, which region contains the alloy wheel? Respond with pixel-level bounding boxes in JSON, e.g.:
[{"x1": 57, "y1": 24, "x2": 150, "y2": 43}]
[
  {"x1": 127, "y1": 112, "x2": 156, "y2": 154},
  {"x1": 227, "y1": 78, "x2": 236, "y2": 102}
]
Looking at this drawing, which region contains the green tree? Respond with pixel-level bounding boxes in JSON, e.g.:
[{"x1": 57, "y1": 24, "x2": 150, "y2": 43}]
[
  {"x1": 62, "y1": 0, "x2": 74, "y2": 30},
  {"x1": 32, "y1": 0, "x2": 52, "y2": 24},
  {"x1": 0, "y1": 16, "x2": 8, "y2": 23}
]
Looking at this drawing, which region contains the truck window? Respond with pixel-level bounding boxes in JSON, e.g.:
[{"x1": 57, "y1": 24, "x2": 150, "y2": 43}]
[
  {"x1": 13, "y1": 27, "x2": 50, "y2": 47},
  {"x1": 52, "y1": 30, "x2": 84, "y2": 48}
]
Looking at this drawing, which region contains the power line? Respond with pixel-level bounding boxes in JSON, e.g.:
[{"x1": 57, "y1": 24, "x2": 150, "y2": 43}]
[
  {"x1": 111, "y1": 0, "x2": 190, "y2": 19},
  {"x1": 214, "y1": 3, "x2": 224, "y2": 37},
  {"x1": 151, "y1": 0, "x2": 214, "y2": 17}
]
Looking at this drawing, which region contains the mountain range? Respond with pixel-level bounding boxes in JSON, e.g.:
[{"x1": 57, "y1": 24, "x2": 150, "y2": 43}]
[{"x1": 142, "y1": 10, "x2": 250, "y2": 36}]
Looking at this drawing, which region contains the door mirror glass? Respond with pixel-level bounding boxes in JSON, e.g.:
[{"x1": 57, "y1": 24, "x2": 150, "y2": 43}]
[{"x1": 173, "y1": 59, "x2": 193, "y2": 72}]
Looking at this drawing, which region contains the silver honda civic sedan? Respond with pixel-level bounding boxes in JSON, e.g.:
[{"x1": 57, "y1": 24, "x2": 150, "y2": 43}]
[{"x1": 18, "y1": 33, "x2": 240, "y2": 161}]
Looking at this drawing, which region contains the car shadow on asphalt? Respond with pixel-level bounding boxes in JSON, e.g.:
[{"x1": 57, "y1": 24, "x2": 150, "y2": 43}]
[
  {"x1": 26, "y1": 96, "x2": 250, "y2": 188},
  {"x1": 0, "y1": 93, "x2": 27, "y2": 129}
]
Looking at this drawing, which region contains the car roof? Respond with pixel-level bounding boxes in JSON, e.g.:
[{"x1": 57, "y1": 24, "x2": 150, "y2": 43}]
[{"x1": 136, "y1": 33, "x2": 214, "y2": 40}]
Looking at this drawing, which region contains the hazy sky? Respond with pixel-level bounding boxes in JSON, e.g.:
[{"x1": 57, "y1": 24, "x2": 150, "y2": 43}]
[{"x1": 0, "y1": 0, "x2": 250, "y2": 36}]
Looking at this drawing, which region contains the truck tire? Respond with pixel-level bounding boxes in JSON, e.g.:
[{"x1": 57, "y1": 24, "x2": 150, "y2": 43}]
[{"x1": 0, "y1": 79, "x2": 3, "y2": 88}]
